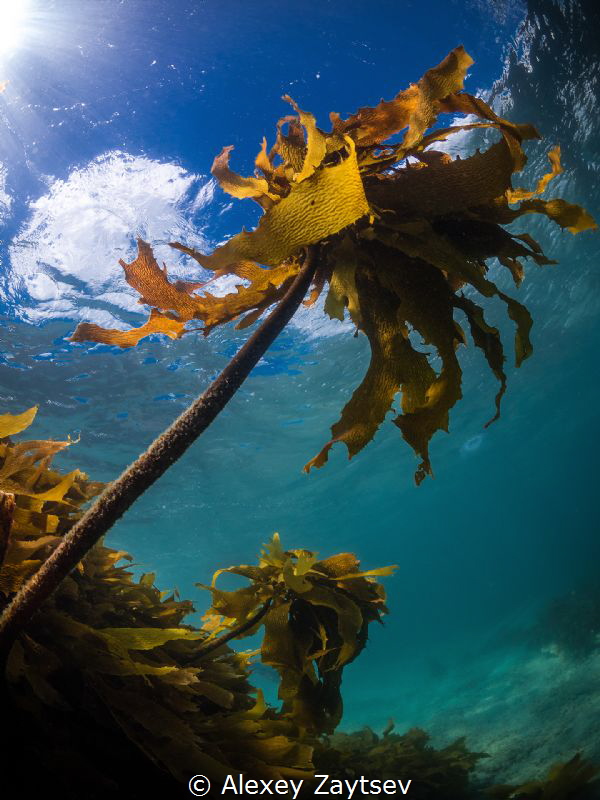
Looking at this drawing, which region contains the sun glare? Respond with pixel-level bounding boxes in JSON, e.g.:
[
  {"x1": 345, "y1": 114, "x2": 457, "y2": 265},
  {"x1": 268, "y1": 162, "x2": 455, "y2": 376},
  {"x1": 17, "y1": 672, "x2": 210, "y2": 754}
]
[{"x1": 0, "y1": 0, "x2": 31, "y2": 57}]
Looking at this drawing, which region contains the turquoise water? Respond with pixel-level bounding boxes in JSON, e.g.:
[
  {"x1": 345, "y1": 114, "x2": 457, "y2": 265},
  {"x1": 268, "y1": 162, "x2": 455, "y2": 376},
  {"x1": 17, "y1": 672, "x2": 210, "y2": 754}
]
[{"x1": 1, "y1": 0, "x2": 599, "y2": 786}]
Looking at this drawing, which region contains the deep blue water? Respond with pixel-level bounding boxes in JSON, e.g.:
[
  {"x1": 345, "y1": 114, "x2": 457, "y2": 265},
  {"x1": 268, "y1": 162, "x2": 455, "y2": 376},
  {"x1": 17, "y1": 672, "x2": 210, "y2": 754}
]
[{"x1": 1, "y1": 0, "x2": 599, "y2": 783}]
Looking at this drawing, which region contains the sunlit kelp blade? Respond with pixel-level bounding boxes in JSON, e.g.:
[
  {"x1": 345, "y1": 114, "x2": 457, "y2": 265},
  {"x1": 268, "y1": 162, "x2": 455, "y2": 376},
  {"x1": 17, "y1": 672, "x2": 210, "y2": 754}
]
[
  {"x1": 329, "y1": 45, "x2": 475, "y2": 148},
  {"x1": 0, "y1": 406, "x2": 38, "y2": 438},
  {"x1": 71, "y1": 46, "x2": 596, "y2": 483},
  {"x1": 71, "y1": 308, "x2": 188, "y2": 348}
]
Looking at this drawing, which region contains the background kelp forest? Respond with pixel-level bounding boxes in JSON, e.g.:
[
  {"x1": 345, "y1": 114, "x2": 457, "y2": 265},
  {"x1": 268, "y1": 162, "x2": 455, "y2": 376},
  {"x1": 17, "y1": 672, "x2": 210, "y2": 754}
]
[{"x1": 1, "y1": 1, "x2": 600, "y2": 799}]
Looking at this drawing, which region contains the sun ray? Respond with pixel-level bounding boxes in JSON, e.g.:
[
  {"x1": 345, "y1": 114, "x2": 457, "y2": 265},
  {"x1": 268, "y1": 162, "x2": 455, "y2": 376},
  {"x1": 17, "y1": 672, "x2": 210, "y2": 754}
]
[{"x1": 0, "y1": 0, "x2": 31, "y2": 58}]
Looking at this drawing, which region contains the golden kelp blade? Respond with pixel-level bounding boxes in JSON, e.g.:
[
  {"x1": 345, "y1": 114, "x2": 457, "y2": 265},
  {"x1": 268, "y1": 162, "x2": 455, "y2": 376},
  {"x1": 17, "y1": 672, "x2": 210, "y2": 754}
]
[
  {"x1": 197, "y1": 136, "x2": 369, "y2": 272},
  {"x1": 507, "y1": 145, "x2": 564, "y2": 202},
  {"x1": 1, "y1": 420, "x2": 103, "y2": 594},
  {"x1": 69, "y1": 239, "x2": 208, "y2": 346},
  {"x1": 282, "y1": 96, "x2": 328, "y2": 183},
  {"x1": 211, "y1": 145, "x2": 276, "y2": 206},
  {"x1": 0, "y1": 406, "x2": 38, "y2": 438},
  {"x1": 512, "y1": 197, "x2": 597, "y2": 234},
  {"x1": 192, "y1": 261, "x2": 300, "y2": 333},
  {"x1": 330, "y1": 45, "x2": 474, "y2": 148},
  {"x1": 324, "y1": 238, "x2": 362, "y2": 327},
  {"x1": 71, "y1": 308, "x2": 187, "y2": 348},
  {"x1": 118, "y1": 239, "x2": 207, "y2": 320}
]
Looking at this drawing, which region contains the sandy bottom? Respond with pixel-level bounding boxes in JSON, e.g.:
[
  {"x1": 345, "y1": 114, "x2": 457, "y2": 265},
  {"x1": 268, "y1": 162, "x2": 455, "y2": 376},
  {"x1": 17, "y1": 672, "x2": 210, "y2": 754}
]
[{"x1": 340, "y1": 644, "x2": 600, "y2": 785}]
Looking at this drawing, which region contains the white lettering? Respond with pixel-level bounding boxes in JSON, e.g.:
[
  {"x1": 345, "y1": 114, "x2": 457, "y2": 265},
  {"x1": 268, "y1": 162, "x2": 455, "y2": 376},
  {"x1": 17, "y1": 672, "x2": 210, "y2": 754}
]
[
  {"x1": 289, "y1": 780, "x2": 303, "y2": 800},
  {"x1": 222, "y1": 773, "x2": 410, "y2": 797},
  {"x1": 222, "y1": 775, "x2": 238, "y2": 794}
]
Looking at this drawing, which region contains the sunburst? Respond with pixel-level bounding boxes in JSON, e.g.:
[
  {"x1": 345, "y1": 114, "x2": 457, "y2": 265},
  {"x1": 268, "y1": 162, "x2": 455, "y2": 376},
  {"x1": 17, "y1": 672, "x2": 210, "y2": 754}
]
[{"x1": 0, "y1": 0, "x2": 31, "y2": 58}]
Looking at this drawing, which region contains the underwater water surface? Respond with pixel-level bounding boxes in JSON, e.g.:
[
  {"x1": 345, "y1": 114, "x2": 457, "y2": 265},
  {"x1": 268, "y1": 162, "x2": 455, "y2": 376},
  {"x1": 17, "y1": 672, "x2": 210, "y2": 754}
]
[{"x1": 1, "y1": 0, "x2": 599, "y2": 791}]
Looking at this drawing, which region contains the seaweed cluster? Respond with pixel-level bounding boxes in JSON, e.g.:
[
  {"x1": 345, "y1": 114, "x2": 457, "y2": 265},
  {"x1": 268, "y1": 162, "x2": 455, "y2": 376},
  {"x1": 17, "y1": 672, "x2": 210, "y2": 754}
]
[
  {"x1": 485, "y1": 755, "x2": 599, "y2": 799},
  {"x1": 313, "y1": 725, "x2": 486, "y2": 800},
  {"x1": 71, "y1": 46, "x2": 595, "y2": 483},
  {"x1": 0, "y1": 409, "x2": 310, "y2": 794},
  {"x1": 200, "y1": 533, "x2": 396, "y2": 733}
]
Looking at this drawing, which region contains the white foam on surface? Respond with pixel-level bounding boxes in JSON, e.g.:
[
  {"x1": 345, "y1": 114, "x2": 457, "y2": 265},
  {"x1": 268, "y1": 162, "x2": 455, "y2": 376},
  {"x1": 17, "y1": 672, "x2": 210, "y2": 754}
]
[
  {"x1": 8, "y1": 150, "x2": 213, "y2": 324},
  {"x1": 0, "y1": 161, "x2": 11, "y2": 221}
]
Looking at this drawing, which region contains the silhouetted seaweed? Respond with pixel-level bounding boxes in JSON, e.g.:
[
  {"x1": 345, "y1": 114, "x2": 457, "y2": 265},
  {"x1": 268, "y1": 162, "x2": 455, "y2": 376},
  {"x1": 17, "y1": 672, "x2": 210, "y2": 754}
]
[
  {"x1": 485, "y1": 754, "x2": 599, "y2": 799},
  {"x1": 312, "y1": 725, "x2": 487, "y2": 800}
]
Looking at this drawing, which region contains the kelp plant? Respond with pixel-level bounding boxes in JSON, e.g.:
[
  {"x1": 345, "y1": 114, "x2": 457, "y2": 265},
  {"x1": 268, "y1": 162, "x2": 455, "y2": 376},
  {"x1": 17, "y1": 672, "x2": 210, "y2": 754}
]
[
  {"x1": 0, "y1": 46, "x2": 595, "y2": 668},
  {"x1": 199, "y1": 532, "x2": 395, "y2": 734}
]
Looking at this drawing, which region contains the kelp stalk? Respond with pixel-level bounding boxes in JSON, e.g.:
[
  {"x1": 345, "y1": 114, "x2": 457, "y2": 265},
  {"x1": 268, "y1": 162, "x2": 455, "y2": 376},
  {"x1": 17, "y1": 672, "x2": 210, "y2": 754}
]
[
  {"x1": 0, "y1": 492, "x2": 15, "y2": 572},
  {"x1": 0, "y1": 248, "x2": 318, "y2": 661},
  {"x1": 190, "y1": 598, "x2": 273, "y2": 660}
]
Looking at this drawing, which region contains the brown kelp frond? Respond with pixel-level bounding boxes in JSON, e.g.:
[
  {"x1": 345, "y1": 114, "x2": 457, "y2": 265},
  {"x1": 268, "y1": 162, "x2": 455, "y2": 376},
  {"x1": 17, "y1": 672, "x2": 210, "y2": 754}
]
[
  {"x1": 314, "y1": 725, "x2": 487, "y2": 800},
  {"x1": 199, "y1": 533, "x2": 396, "y2": 734},
  {"x1": 72, "y1": 308, "x2": 189, "y2": 348},
  {"x1": 486, "y1": 754, "x2": 599, "y2": 799},
  {"x1": 70, "y1": 241, "x2": 200, "y2": 347},
  {"x1": 329, "y1": 45, "x2": 475, "y2": 149},
  {"x1": 305, "y1": 241, "x2": 464, "y2": 484},
  {"x1": 71, "y1": 48, "x2": 595, "y2": 483}
]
